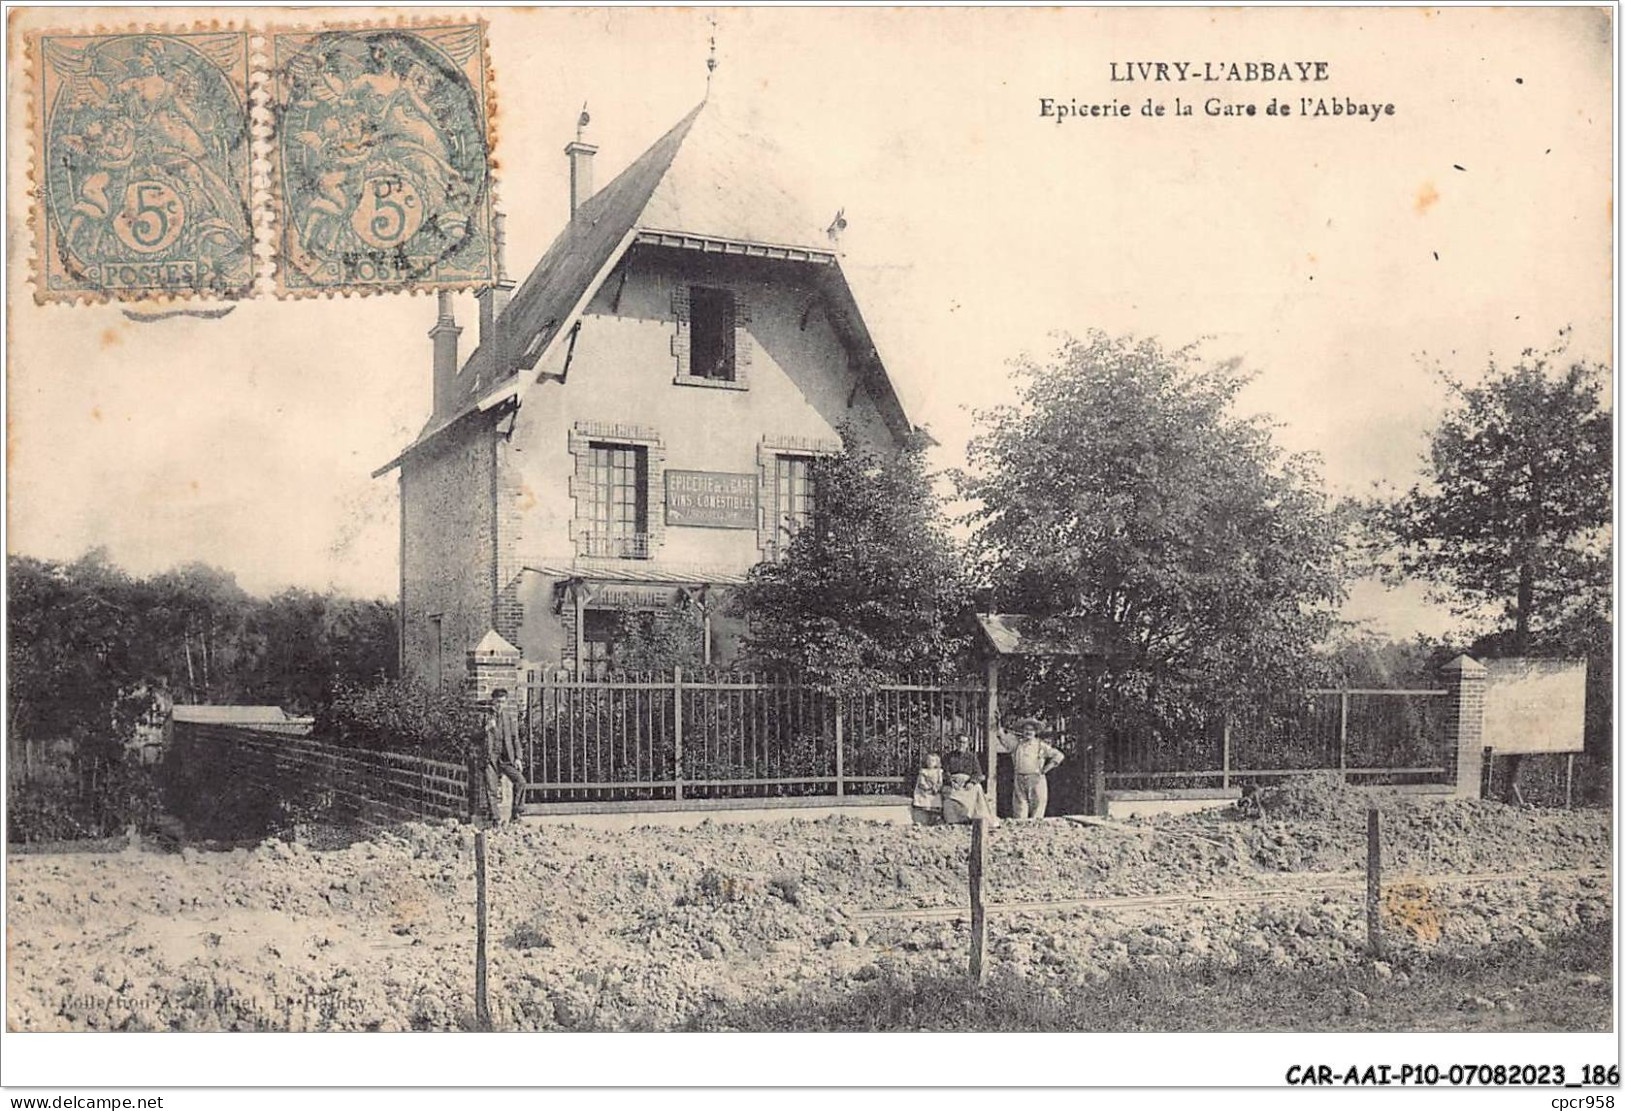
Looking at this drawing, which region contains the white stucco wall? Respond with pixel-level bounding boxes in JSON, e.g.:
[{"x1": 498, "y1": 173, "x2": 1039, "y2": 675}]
[{"x1": 507, "y1": 248, "x2": 898, "y2": 574}]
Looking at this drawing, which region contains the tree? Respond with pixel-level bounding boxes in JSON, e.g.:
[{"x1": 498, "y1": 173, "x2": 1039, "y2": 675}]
[
  {"x1": 732, "y1": 427, "x2": 970, "y2": 686},
  {"x1": 957, "y1": 331, "x2": 1348, "y2": 728},
  {"x1": 1371, "y1": 336, "x2": 1611, "y2": 653},
  {"x1": 1371, "y1": 336, "x2": 1612, "y2": 769},
  {"x1": 239, "y1": 589, "x2": 397, "y2": 712}
]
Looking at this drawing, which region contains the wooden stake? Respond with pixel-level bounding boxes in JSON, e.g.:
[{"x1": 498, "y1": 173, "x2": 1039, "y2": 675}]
[
  {"x1": 1366, "y1": 808, "x2": 1384, "y2": 958},
  {"x1": 475, "y1": 828, "x2": 491, "y2": 1030},
  {"x1": 1565, "y1": 753, "x2": 1575, "y2": 809},
  {"x1": 969, "y1": 817, "x2": 988, "y2": 984},
  {"x1": 984, "y1": 658, "x2": 1000, "y2": 815}
]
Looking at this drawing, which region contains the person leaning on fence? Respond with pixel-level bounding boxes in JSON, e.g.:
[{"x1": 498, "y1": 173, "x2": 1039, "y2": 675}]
[
  {"x1": 911, "y1": 753, "x2": 944, "y2": 825},
  {"x1": 1008, "y1": 717, "x2": 1064, "y2": 820},
  {"x1": 483, "y1": 688, "x2": 526, "y2": 824}
]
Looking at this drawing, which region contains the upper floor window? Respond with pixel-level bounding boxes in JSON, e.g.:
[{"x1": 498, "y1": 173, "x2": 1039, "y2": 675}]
[
  {"x1": 688, "y1": 286, "x2": 736, "y2": 382},
  {"x1": 773, "y1": 454, "x2": 817, "y2": 556},
  {"x1": 585, "y1": 442, "x2": 649, "y2": 559}
]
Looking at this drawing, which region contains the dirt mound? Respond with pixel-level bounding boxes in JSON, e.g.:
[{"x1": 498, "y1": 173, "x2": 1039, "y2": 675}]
[{"x1": 5, "y1": 798, "x2": 1611, "y2": 1031}]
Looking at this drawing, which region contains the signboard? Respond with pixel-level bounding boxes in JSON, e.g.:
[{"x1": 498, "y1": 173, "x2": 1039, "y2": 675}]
[
  {"x1": 1482, "y1": 658, "x2": 1587, "y2": 754},
  {"x1": 590, "y1": 583, "x2": 682, "y2": 611},
  {"x1": 665, "y1": 470, "x2": 757, "y2": 529}
]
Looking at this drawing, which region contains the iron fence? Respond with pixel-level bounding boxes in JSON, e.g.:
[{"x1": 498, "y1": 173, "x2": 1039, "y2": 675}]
[
  {"x1": 1102, "y1": 688, "x2": 1453, "y2": 790},
  {"x1": 520, "y1": 668, "x2": 988, "y2": 804}
]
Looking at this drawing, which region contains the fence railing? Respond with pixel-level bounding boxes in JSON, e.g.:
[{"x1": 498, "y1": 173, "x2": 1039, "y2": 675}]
[
  {"x1": 521, "y1": 668, "x2": 988, "y2": 804},
  {"x1": 1099, "y1": 688, "x2": 1452, "y2": 790}
]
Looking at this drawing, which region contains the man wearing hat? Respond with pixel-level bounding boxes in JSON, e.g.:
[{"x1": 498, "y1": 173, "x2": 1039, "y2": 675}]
[{"x1": 1007, "y1": 717, "x2": 1065, "y2": 820}]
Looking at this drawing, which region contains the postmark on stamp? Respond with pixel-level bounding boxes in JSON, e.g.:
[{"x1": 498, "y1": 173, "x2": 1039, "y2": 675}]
[
  {"x1": 268, "y1": 23, "x2": 496, "y2": 295},
  {"x1": 33, "y1": 30, "x2": 255, "y2": 303}
]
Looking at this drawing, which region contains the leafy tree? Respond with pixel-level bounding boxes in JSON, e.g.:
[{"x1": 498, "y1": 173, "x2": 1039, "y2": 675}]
[
  {"x1": 1367, "y1": 337, "x2": 1612, "y2": 772},
  {"x1": 611, "y1": 596, "x2": 708, "y2": 673},
  {"x1": 238, "y1": 589, "x2": 397, "y2": 712},
  {"x1": 1320, "y1": 631, "x2": 1457, "y2": 689},
  {"x1": 1370, "y1": 336, "x2": 1611, "y2": 652},
  {"x1": 7, "y1": 552, "x2": 163, "y2": 839},
  {"x1": 315, "y1": 676, "x2": 480, "y2": 762},
  {"x1": 141, "y1": 562, "x2": 255, "y2": 704},
  {"x1": 732, "y1": 427, "x2": 970, "y2": 686},
  {"x1": 957, "y1": 331, "x2": 1348, "y2": 732}
]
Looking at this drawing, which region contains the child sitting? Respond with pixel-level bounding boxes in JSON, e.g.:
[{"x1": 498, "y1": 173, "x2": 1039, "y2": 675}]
[{"x1": 911, "y1": 752, "x2": 944, "y2": 825}]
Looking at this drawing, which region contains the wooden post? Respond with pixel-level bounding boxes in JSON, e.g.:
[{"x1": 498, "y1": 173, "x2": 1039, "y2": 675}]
[
  {"x1": 1565, "y1": 753, "x2": 1575, "y2": 809},
  {"x1": 1221, "y1": 716, "x2": 1231, "y2": 791},
  {"x1": 984, "y1": 657, "x2": 1001, "y2": 816},
  {"x1": 969, "y1": 817, "x2": 988, "y2": 984},
  {"x1": 672, "y1": 666, "x2": 684, "y2": 802},
  {"x1": 1366, "y1": 808, "x2": 1384, "y2": 958},
  {"x1": 1091, "y1": 746, "x2": 1107, "y2": 817},
  {"x1": 834, "y1": 695, "x2": 845, "y2": 798},
  {"x1": 1338, "y1": 690, "x2": 1350, "y2": 781},
  {"x1": 475, "y1": 828, "x2": 491, "y2": 1030}
]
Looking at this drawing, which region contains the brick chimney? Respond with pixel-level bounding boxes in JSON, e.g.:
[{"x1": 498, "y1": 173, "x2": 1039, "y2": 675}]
[
  {"x1": 565, "y1": 139, "x2": 597, "y2": 217},
  {"x1": 476, "y1": 211, "x2": 514, "y2": 369},
  {"x1": 430, "y1": 290, "x2": 462, "y2": 415}
]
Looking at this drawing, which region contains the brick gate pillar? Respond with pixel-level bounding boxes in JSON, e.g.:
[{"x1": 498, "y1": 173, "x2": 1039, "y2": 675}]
[
  {"x1": 1441, "y1": 654, "x2": 1488, "y2": 798},
  {"x1": 467, "y1": 630, "x2": 522, "y2": 703}
]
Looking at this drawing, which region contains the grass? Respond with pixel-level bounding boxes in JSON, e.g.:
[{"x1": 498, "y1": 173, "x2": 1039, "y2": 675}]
[{"x1": 677, "y1": 921, "x2": 1613, "y2": 1032}]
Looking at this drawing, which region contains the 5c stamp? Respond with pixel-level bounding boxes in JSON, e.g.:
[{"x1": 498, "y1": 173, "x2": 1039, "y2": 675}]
[
  {"x1": 268, "y1": 22, "x2": 496, "y2": 295},
  {"x1": 32, "y1": 30, "x2": 255, "y2": 302}
]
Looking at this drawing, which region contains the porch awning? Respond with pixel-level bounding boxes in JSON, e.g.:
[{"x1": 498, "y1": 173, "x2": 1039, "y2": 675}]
[
  {"x1": 524, "y1": 561, "x2": 752, "y2": 586},
  {"x1": 974, "y1": 613, "x2": 1110, "y2": 658}
]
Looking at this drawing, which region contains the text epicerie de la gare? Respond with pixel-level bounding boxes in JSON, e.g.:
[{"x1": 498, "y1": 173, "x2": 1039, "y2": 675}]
[{"x1": 1039, "y1": 94, "x2": 1397, "y2": 124}]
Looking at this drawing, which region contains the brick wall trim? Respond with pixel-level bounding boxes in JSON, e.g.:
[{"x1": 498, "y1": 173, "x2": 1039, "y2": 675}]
[
  {"x1": 568, "y1": 421, "x2": 668, "y2": 560},
  {"x1": 756, "y1": 433, "x2": 841, "y2": 559},
  {"x1": 672, "y1": 282, "x2": 752, "y2": 390}
]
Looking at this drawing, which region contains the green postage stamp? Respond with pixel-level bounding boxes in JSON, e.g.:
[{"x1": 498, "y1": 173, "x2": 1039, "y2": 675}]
[
  {"x1": 28, "y1": 20, "x2": 496, "y2": 302},
  {"x1": 268, "y1": 23, "x2": 496, "y2": 295},
  {"x1": 33, "y1": 30, "x2": 255, "y2": 302}
]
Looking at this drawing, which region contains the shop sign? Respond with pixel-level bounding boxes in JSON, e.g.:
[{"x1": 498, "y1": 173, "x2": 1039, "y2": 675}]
[
  {"x1": 590, "y1": 583, "x2": 683, "y2": 610},
  {"x1": 665, "y1": 470, "x2": 757, "y2": 529}
]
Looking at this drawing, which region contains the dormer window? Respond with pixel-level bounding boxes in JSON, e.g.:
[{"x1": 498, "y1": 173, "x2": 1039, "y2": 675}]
[{"x1": 688, "y1": 286, "x2": 736, "y2": 381}]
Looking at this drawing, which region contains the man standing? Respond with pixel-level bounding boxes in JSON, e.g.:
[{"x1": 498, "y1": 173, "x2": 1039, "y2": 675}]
[
  {"x1": 484, "y1": 688, "x2": 525, "y2": 824},
  {"x1": 1008, "y1": 717, "x2": 1064, "y2": 820}
]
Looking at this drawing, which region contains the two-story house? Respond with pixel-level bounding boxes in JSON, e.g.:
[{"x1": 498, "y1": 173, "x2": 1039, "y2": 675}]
[{"x1": 376, "y1": 96, "x2": 920, "y2": 684}]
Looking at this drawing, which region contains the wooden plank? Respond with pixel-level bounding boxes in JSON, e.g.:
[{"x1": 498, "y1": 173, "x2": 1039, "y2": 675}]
[
  {"x1": 969, "y1": 818, "x2": 987, "y2": 984},
  {"x1": 853, "y1": 867, "x2": 1608, "y2": 922},
  {"x1": 1305, "y1": 689, "x2": 1448, "y2": 697},
  {"x1": 1105, "y1": 766, "x2": 1447, "y2": 781},
  {"x1": 1367, "y1": 808, "x2": 1384, "y2": 957},
  {"x1": 683, "y1": 776, "x2": 840, "y2": 788},
  {"x1": 529, "y1": 780, "x2": 676, "y2": 791},
  {"x1": 474, "y1": 829, "x2": 490, "y2": 1031}
]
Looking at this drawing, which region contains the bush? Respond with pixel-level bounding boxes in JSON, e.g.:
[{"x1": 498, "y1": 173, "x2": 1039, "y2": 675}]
[
  {"x1": 8, "y1": 753, "x2": 160, "y2": 844},
  {"x1": 316, "y1": 677, "x2": 482, "y2": 762}
]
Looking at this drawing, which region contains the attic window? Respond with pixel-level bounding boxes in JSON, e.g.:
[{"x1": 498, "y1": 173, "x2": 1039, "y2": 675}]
[{"x1": 688, "y1": 287, "x2": 735, "y2": 381}]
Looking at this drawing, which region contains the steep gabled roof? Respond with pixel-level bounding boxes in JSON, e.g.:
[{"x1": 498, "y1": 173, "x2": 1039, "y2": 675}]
[{"x1": 376, "y1": 98, "x2": 915, "y2": 476}]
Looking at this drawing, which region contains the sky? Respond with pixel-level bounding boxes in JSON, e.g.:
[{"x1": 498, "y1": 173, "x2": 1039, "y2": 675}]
[{"x1": 5, "y1": 6, "x2": 1613, "y2": 642}]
